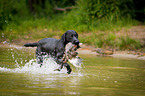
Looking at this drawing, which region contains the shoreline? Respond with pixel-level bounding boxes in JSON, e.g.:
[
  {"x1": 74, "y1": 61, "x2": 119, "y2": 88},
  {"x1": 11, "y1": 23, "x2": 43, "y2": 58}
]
[
  {"x1": 78, "y1": 47, "x2": 145, "y2": 60},
  {"x1": 1, "y1": 42, "x2": 145, "y2": 60}
]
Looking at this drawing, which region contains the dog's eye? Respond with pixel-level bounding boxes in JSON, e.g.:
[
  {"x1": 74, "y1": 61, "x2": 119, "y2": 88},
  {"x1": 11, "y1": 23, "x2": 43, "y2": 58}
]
[{"x1": 71, "y1": 35, "x2": 73, "y2": 37}]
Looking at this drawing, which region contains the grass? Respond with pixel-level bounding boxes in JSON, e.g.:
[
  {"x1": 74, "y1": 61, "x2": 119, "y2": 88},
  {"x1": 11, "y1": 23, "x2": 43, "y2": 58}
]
[
  {"x1": 79, "y1": 32, "x2": 141, "y2": 50},
  {"x1": 0, "y1": 11, "x2": 141, "y2": 50},
  {"x1": 119, "y1": 36, "x2": 141, "y2": 50}
]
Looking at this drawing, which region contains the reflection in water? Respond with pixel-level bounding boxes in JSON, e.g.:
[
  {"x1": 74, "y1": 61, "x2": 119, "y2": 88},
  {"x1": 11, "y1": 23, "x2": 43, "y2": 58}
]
[{"x1": 0, "y1": 45, "x2": 145, "y2": 96}]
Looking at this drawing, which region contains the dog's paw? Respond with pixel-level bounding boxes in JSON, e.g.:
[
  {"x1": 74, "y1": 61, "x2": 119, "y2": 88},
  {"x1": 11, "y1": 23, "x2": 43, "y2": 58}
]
[
  {"x1": 67, "y1": 68, "x2": 72, "y2": 74},
  {"x1": 39, "y1": 64, "x2": 43, "y2": 67}
]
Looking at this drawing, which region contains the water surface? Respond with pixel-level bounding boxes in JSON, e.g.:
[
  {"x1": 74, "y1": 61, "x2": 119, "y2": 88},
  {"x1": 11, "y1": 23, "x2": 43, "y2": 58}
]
[{"x1": 0, "y1": 45, "x2": 145, "y2": 96}]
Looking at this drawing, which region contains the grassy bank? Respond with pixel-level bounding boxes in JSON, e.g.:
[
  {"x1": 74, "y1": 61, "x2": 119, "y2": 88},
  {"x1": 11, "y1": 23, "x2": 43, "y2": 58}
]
[
  {"x1": 0, "y1": 14, "x2": 141, "y2": 50},
  {"x1": 0, "y1": 0, "x2": 144, "y2": 50}
]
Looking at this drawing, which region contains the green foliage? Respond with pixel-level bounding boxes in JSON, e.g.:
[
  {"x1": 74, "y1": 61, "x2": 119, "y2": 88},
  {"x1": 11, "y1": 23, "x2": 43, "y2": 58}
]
[
  {"x1": 0, "y1": 0, "x2": 31, "y2": 30},
  {"x1": 76, "y1": 0, "x2": 134, "y2": 23},
  {"x1": 3, "y1": 17, "x2": 50, "y2": 41},
  {"x1": 80, "y1": 33, "x2": 117, "y2": 48},
  {"x1": 48, "y1": 0, "x2": 138, "y2": 32},
  {"x1": 0, "y1": 0, "x2": 142, "y2": 50}
]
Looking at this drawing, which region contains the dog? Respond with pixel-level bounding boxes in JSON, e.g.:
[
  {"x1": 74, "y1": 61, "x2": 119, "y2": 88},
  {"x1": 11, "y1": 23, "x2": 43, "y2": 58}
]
[{"x1": 23, "y1": 30, "x2": 80, "y2": 74}]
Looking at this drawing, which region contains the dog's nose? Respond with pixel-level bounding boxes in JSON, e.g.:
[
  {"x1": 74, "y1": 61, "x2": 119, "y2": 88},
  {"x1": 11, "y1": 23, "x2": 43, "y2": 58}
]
[{"x1": 74, "y1": 40, "x2": 79, "y2": 45}]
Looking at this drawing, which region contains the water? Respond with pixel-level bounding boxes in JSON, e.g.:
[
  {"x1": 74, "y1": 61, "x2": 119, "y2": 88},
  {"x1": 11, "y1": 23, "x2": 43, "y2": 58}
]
[{"x1": 0, "y1": 45, "x2": 145, "y2": 96}]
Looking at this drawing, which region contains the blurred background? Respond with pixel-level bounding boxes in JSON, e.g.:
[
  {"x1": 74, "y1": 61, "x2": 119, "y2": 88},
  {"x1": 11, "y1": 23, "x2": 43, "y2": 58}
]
[{"x1": 0, "y1": 0, "x2": 145, "y2": 50}]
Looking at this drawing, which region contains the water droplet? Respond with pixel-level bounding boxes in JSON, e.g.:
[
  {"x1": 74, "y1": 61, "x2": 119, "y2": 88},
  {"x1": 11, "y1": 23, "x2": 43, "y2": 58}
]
[
  {"x1": 3, "y1": 41, "x2": 7, "y2": 44},
  {"x1": 12, "y1": 55, "x2": 14, "y2": 58},
  {"x1": 5, "y1": 20, "x2": 7, "y2": 23},
  {"x1": 1, "y1": 33, "x2": 5, "y2": 37}
]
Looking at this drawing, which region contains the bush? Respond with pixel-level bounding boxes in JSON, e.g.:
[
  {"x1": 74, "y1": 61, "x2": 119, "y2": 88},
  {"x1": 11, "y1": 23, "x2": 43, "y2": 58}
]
[
  {"x1": 76, "y1": 0, "x2": 134, "y2": 23},
  {"x1": 50, "y1": 0, "x2": 137, "y2": 32}
]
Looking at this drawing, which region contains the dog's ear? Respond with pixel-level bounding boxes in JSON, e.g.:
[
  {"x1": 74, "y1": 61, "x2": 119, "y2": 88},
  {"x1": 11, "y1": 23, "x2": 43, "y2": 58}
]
[
  {"x1": 75, "y1": 31, "x2": 78, "y2": 38},
  {"x1": 61, "y1": 32, "x2": 67, "y2": 42}
]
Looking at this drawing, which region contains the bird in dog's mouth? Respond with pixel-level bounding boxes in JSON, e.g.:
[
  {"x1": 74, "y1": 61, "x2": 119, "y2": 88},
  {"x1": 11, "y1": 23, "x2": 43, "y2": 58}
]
[{"x1": 62, "y1": 42, "x2": 83, "y2": 68}]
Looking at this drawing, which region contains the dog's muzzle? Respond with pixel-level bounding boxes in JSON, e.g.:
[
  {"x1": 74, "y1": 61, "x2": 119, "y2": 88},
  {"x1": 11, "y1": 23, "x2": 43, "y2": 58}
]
[
  {"x1": 73, "y1": 37, "x2": 79, "y2": 45},
  {"x1": 74, "y1": 40, "x2": 79, "y2": 45}
]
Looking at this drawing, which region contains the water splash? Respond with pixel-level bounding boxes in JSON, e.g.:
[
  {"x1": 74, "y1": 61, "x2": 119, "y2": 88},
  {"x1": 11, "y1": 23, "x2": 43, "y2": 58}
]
[
  {"x1": 0, "y1": 57, "x2": 84, "y2": 76},
  {"x1": 0, "y1": 58, "x2": 67, "y2": 75},
  {"x1": 0, "y1": 44, "x2": 84, "y2": 76},
  {"x1": 69, "y1": 57, "x2": 83, "y2": 68}
]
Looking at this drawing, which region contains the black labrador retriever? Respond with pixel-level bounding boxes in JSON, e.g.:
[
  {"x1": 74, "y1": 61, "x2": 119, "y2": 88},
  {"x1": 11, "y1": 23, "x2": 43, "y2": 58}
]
[{"x1": 23, "y1": 30, "x2": 80, "y2": 74}]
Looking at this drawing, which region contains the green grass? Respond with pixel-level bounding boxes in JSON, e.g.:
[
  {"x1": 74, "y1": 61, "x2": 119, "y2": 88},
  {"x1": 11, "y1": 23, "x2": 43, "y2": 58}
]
[
  {"x1": 0, "y1": 10, "x2": 141, "y2": 50},
  {"x1": 118, "y1": 36, "x2": 141, "y2": 50},
  {"x1": 79, "y1": 32, "x2": 141, "y2": 50}
]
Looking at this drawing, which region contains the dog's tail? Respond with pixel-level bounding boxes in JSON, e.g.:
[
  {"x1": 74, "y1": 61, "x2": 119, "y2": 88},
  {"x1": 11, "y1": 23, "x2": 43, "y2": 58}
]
[{"x1": 23, "y1": 43, "x2": 38, "y2": 47}]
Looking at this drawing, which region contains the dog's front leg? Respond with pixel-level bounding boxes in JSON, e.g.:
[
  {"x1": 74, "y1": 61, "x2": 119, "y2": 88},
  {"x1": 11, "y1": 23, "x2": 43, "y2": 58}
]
[
  {"x1": 63, "y1": 63, "x2": 72, "y2": 74},
  {"x1": 54, "y1": 58, "x2": 64, "y2": 70},
  {"x1": 57, "y1": 58, "x2": 72, "y2": 74},
  {"x1": 54, "y1": 61, "x2": 71, "y2": 74},
  {"x1": 36, "y1": 47, "x2": 43, "y2": 67},
  {"x1": 54, "y1": 51, "x2": 71, "y2": 74}
]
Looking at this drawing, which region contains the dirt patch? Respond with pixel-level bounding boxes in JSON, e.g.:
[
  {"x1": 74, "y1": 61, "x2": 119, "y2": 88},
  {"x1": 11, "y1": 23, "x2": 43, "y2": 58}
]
[
  {"x1": 128, "y1": 25, "x2": 145, "y2": 46},
  {"x1": 117, "y1": 25, "x2": 145, "y2": 46}
]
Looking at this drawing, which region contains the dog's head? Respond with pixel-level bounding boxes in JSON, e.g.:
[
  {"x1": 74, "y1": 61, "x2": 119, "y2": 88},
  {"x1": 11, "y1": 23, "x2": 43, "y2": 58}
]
[{"x1": 61, "y1": 30, "x2": 80, "y2": 47}]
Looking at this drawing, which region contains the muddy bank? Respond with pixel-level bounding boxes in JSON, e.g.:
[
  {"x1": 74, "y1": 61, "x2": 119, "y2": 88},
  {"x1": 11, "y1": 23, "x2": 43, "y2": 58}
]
[
  {"x1": 78, "y1": 47, "x2": 145, "y2": 60},
  {"x1": 77, "y1": 44, "x2": 145, "y2": 60}
]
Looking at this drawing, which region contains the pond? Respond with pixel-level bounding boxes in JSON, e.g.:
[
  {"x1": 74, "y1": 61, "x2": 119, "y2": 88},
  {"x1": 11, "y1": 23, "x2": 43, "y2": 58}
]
[{"x1": 0, "y1": 45, "x2": 145, "y2": 96}]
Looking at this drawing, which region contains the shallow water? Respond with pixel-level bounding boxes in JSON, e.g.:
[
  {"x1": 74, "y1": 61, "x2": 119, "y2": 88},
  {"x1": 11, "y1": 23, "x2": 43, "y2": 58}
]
[{"x1": 0, "y1": 45, "x2": 145, "y2": 96}]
